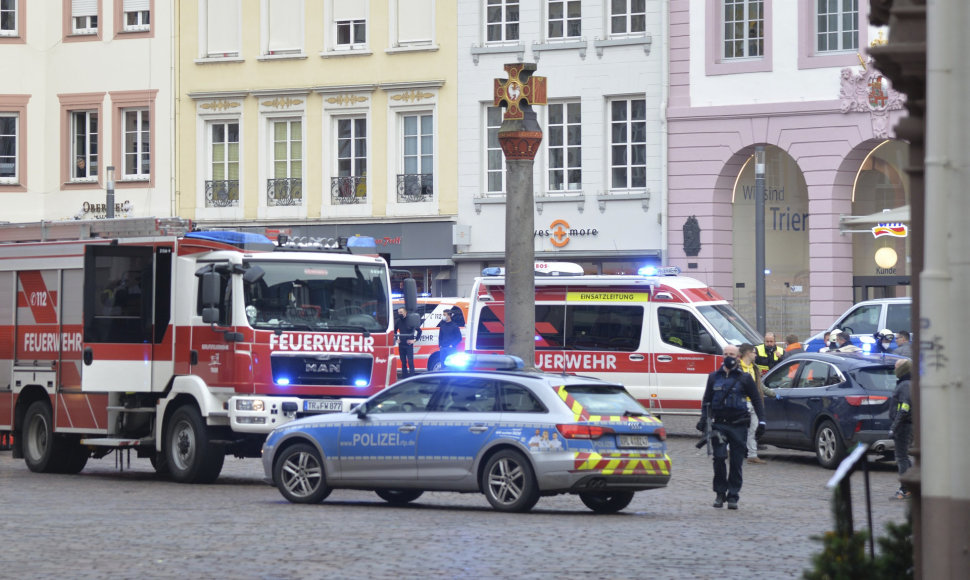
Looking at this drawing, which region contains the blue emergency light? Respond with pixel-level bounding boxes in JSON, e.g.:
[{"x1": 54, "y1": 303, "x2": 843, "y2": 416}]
[{"x1": 185, "y1": 230, "x2": 276, "y2": 251}]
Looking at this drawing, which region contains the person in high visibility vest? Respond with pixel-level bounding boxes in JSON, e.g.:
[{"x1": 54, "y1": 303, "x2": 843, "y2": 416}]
[{"x1": 754, "y1": 332, "x2": 784, "y2": 375}]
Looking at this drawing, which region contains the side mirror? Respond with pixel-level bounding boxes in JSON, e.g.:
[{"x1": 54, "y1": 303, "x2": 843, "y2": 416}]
[
  {"x1": 355, "y1": 404, "x2": 368, "y2": 419},
  {"x1": 202, "y1": 306, "x2": 220, "y2": 325},
  {"x1": 201, "y1": 271, "x2": 221, "y2": 308},
  {"x1": 403, "y1": 278, "x2": 418, "y2": 313},
  {"x1": 243, "y1": 264, "x2": 265, "y2": 284}
]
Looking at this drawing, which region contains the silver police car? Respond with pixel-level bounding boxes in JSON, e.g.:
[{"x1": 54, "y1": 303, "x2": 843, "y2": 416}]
[{"x1": 262, "y1": 355, "x2": 671, "y2": 513}]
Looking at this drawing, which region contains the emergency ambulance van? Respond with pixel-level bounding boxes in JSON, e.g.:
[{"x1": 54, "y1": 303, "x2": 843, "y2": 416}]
[
  {"x1": 392, "y1": 297, "x2": 470, "y2": 373},
  {"x1": 465, "y1": 266, "x2": 763, "y2": 415}
]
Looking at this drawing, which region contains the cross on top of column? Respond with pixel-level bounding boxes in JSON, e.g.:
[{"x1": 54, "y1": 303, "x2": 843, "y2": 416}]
[{"x1": 493, "y1": 63, "x2": 547, "y2": 121}]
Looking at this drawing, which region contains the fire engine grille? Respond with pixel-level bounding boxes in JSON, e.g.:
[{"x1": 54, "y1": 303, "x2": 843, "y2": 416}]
[{"x1": 271, "y1": 353, "x2": 374, "y2": 387}]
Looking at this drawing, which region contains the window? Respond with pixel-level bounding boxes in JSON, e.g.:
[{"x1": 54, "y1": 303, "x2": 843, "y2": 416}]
[
  {"x1": 435, "y1": 379, "x2": 499, "y2": 413},
  {"x1": 816, "y1": 0, "x2": 858, "y2": 53},
  {"x1": 365, "y1": 378, "x2": 439, "y2": 414},
  {"x1": 207, "y1": 121, "x2": 239, "y2": 207},
  {"x1": 0, "y1": 113, "x2": 16, "y2": 182},
  {"x1": 122, "y1": 0, "x2": 150, "y2": 32},
  {"x1": 474, "y1": 304, "x2": 644, "y2": 352},
  {"x1": 333, "y1": 117, "x2": 367, "y2": 202},
  {"x1": 122, "y1": 108, "x2": 149, "y2": 180},
  {"x1": 336, "y1": 19, "x2": 365, "y2": 48},
  {"x1": 610, "y1": 0, "x2": 645, "y2": 36},
  {"x1": 265, "y1": 0, "x2": 302, "y2": 55},
  {"x1": 72, "y1": 0, "x2": 99, "y2": 35},
  {"x1": 73, "y1": 111, "x2": 99, "y2": 181},
  {"x1": 331, "y1": 0, "x2": 367, "y2": 51},
  {"x1": 202, "y1": 0, "x2": 240, "y2": 57},
  {"x1": 499, "y1": 383, "x2": 546, "y2": 413},
  {"x1": 84, "y1": 246, "x2": 156, "y2": 344},
  {"x1": 547, "y1": 101, "x2": 581, "y2": 192},
  {"x1": 268, "y1": 119, "x2": 302, "y2": 206},
  {"x1": 658, "y1": 307, "x2": 712, "y2": 353},
  {"x1": 794, "y1": 361, "x2": 834, "y2": 388},
  {"x1": 485, "y1": 106, "x2": 505, "y2": 194},
  {"x1": 1, "y1": 0, "x2": 19, "y2": 37},
  {"x1": 399, "y1": 113, "x2": 433, "y2": 202},
  {"x1": 723, "y1": 0, "x2": 763, "y2": 59},
  {"x1": 609, "y1": 98, "x2": 646, "y2": 190},
  {"x1": 548, "y1": 0, "x2": 580, "y2": 39},
  {"x1": 886, "y1": 303, "x2": 910, "y2": 334},
  {"x1": 837, "y1": 304, "x2": 881, "y2": 335},
  {"x1": 486, "y1": 0, "x2": 519, "y2": 43},
  {"x1": 392, "y1": 0, "x2": 433, "y2": 47}
]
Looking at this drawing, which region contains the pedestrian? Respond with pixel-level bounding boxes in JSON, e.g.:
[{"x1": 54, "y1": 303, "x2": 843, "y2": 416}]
[
  {"x1": 832, "y1": 329, "x2": 861, "y2": 353},
  {"x1": 436, "y1": 307, "x2": 463, "y2": 369},
  {"x1": 781, "y1": 334, "x2": 803, "y2": 359},
  {"x1": 890, "y1": 358, "x2": 913, "y2": 500},
  {"x1": 820, "y1": 331, "x2": 834, "y2": 352},
  {"x1": 394, "y1": 307, "x2": 422, "y2": 378},
  {"x1": 739, "y1": 343, "x2": 774, "y2": 465},
  {"x1": 697, "y1": 344, "x2": 766, "y2": 510},
  {"x1": 873, "y1": 328, "x2": 896, "y2": 354},
  {"x1": 755, "y1": 332, "x2": 785, "y2": 375},
  {"x1": 894, "y1": 330, "x2": 913, "y2": 358}
]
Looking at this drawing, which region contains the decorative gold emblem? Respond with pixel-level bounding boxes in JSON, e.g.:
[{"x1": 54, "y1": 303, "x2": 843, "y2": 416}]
[
  {"x1": 261, "y1": 97, "x2": 304, "y2": 109},
  {"x1": 200, "y1": 100, "x2": 240, "y2": 112}
]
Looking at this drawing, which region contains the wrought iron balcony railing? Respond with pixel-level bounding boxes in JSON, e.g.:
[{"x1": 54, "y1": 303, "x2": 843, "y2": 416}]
[
  {"x1": 331, "y1": 175, "x2": 367, "y2": 205},
  {"x1": 204, "y1": 179, "x2": 240, "y2": 208},
  {"x1": 396, "y1": 173, "x2": 433, "y2": 203},
  {"x1": 267, "y1": 177, "x2": 302, "y2": 206}
]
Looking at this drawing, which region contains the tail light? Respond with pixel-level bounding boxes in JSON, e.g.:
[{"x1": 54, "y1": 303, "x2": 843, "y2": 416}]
[
  {"x1": 655, "y1": 427, "x2": 667, "y2": 441},
  {"x1": 556, "y1": 424, "x2": 615, "y2": 440},
  {"x1": 845, "y1": 395, "x2": 889, "y2": 406}
]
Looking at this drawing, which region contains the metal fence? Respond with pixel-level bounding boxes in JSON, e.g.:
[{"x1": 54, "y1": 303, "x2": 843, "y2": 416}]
[{"x1": 732, "y1": 293, "x2": 812, "y2": 342}]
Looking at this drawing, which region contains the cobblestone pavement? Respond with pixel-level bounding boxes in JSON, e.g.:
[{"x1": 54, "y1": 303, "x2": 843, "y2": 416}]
[{"x1": 0, "y1": 416, "x2": 909, "y2": 580}]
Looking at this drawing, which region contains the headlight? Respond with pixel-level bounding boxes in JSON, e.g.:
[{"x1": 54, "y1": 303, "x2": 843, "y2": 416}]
[{"x1": 235, "y1": 399, "x2": 265, "y2": 412}]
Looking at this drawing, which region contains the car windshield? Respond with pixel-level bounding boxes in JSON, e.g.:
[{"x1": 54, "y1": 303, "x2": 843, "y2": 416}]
[
  {"x1": 243, "y1": 260, "x2": 390, "y2": 332},
  {"x1": 695, "y1": 304, "x2": 762, "y2": 345},
  {"x1": 563, "y1": 385, "x2": 649, "y2": 416},
  {"x1": 850, "y1": 367, "x2": 898, "y2": 392}
]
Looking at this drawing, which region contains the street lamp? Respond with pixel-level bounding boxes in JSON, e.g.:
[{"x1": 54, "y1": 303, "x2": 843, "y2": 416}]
[
  {"x1": 754, "y1": 146, "x2": 766, "y2": 334},
  {"x1": 106, "y1": 165, "x2": 115, "y2": 219}
]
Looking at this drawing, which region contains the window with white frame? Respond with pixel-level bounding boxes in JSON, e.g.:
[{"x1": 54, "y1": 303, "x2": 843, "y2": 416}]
[
  {"x1": 609, "y1": 98, "x2": 646, "y2": 190},
  {"x1": 122, "y1": 108, "x2": 149, "y2": 180},
  {"x1": 1, "y1": 0, "x2": 18, "y2": 36},
  {"x1": 486, "y1": 0, "x2": 519, "y2": 43},
  {"x1": 610, "y1": 0, "x2": 645, "y2": 36},
  {"x1": 333, "y1": 0, "x2": 367, "y2": 50},
  {"x1": 547, "y1": 0, "x2": 580, "y2": 39},
  {"x1": 334, "y1": 116, "x2": 367, "y2": 201},
  {"x1": 723, "y1": 0, "x2": 763, "y2": 59},
  {"x1": 399, "y1": 113, "x2": 433, "y2": 202},
  {"x1": 393, "y1": 0, "x2": 432, "y2": 46},
  {"x1": 72, "y1": 111, "x2": 99, "y2": 181},
  {"x1": 207, "y1": 121, "x2": 239, "y2": 207},
  {"x1": 202, "y1": 0, "x2": 240, "y2": 57},
  {"x1": 816, "y1": 0, "x2": 858, "y2": 53},
  {"x1": 547, "y1": 101, "x2": 581, "y2": 192},
  {"x1": 0, "y1": 113, "x2": 16, "y2": 181},
  {"x1": 265, "y1": 0, "x2": 302, "y2": 55},
  {"x1": 123, "y1": 0, "x2": 150, "y2": 31},
  {"x1": 268, "y1": 119, "x2": 302, "y2": 206},
  {"x1": 485, "y1": 106, "x2": 505, "y2": 195},
  {"x1": 72, "y1": 0, "x2": 99, "y2": 35}
]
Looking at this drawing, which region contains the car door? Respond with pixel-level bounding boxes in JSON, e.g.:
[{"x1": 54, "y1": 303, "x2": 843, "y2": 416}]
[
  {"x1": 784, "y1": 361, "x2": 839, "y2": 447},
  {"x1": 337, "y1": 377, "x2": 439, "y2": 482},
  {"x1": 416, "y1": 376, "x2": 500, "y2": 481},
  {"x1": 762, "y1": 360, "x2": 805, "y2": 444}
]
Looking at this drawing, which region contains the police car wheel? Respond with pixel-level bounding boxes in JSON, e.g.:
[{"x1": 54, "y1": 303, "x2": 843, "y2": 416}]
[
  {"x1": 275, "y1": 443, "x2": 332, "y2": 504},
  {"x1": 375, "y1": 489, "x2": 424, "y2": 504},
  {"x1": 814, "y1": 419, "x2": 847, "y2": 469},
  {"x1": 482, "y1": 449, "x2": 540, "y2": 513},
  {"x1": 579, "y1": 491, "x2": 635, "y2": 514}
]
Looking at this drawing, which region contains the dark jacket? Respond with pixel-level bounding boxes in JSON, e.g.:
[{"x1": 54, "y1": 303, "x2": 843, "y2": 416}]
[
  {"x1": 394, "y1": 313, "x2": 422, "y2": 343},
  {"x1": 700, "y1": 366, "x2": 765, "y2": 425},
  {"x1": 754, "y1": 344, "x2": 784, "y2": 373},
  {"x1": 890, "y1": 374, "x2": 912, "y2": 432},
  {"x1": 437, "y1": 318, "x2": 462, "y2": 349}
]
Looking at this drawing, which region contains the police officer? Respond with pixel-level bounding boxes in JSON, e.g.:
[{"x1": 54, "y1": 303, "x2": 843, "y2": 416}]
[
  {"x1": 697, "y1": 344, "x2": 766, "y2": 510},
  {"x1": 873, "y1": 328, "x2": 895, "y2": 354},
  {"x1": 890, "y1": 358, "x2": 913, "y2": 500},
  {"x1": 754, "y1": 332, "x2": 784, "y2": 375},
  {"x1": 394, "y1": 307, "x2": 422, "y2": 378}
]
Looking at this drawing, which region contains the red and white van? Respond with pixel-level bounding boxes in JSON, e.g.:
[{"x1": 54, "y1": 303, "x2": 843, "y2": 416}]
[
  {"x1": 465, "y1": 266, "x2": 763, "y2": 415},
  {"x1": 392, "y1": 297, "x2": 471, "y2": 373}
]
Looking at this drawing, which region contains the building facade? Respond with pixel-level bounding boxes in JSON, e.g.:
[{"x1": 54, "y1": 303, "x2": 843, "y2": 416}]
[
  {"x1": 176, "y1": 1, "x2": 460, "y2": 295},
  {"x1": 0, "y1": 0, "x2": 174, "y2": 221},
  {"x1": 454, "y1": 0, "x2": 668, "y2": 294},
  {"x1": 667, "y1": 0, "x2": 910, "y2": 338}
]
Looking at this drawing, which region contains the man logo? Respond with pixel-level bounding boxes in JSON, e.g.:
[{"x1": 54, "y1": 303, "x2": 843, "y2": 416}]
[{"x1": 306, "y1": 362, "x2": 341, "y2": 373}]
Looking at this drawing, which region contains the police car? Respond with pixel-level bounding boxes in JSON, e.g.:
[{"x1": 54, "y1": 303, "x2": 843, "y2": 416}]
[{"x1": 261, "y1": 354, "x2": 671, "y2": 513}]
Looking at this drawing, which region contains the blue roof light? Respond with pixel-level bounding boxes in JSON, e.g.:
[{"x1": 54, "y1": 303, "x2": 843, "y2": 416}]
[{"x1": 185, "y1": 230, "x2": 277, "y2": 251}]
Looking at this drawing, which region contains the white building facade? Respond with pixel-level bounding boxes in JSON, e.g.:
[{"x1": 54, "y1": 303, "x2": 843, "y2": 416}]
[{"x1": 454, "y1": 0, "x2": 668, "y2": 294}]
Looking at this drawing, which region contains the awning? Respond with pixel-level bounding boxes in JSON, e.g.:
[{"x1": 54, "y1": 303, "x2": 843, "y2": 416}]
[{"x1": 839, "y1": 205, "x2": 910, "y2": 233}]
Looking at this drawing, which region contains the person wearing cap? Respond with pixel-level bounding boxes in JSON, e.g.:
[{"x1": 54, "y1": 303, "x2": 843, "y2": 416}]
[
  {"x1": 873, "y1": 328, "x2": 896, "y2": 354},
  {"x1": 889, "y1": 358, "x2": 913, "y2": 500}
]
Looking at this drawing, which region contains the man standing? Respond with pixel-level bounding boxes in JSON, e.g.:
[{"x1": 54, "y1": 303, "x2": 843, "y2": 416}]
[
  {"x1": 697, "y1": 344, "x2": 766, "y2": 510},
  {"x1": 890, "y1": 358, "x2": 914, "y2": 500},
  {"x1": 436, "y1": 307, "x2": 463, "y2": 369},
  {"x1": 739, "y1": 344, "x2": 774, "y2": 465},
  {"x1": 894, "y1": 331, "x2": 913, "y2": 358},
  {"x1": 754, "y1": 332, "x2": 784, "y2": 375},
  {"x1": 394, "y1": 307, "x2": 421, "y2": 379}
]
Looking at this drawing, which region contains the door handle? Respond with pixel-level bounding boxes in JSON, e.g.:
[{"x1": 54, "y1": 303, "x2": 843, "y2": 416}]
[
  {"x1": 469, "y1": 424, "x2": 489, "y2": 434},
  {"x1": 398, "y1": 424, "x2": 417, "y2": 433},
  {"x1": 83, "y1": 347, "x2": 93, "y2": 366}
]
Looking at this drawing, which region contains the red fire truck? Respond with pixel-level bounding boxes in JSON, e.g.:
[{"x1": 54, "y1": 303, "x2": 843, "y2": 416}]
[{"x1": 0, "y1": 218, "x2": 414, "y2": 482}]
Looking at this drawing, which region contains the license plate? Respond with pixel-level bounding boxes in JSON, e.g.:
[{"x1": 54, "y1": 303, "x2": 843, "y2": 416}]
[
  {"x1": 304, "y1": 400, "x2": 343, "y2": 412},
  {"x1": 617, "y1": 435, "x2": 652, "y2": 448}
]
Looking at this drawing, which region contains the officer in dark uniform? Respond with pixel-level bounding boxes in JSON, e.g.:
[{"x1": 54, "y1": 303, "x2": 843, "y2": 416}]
[
  {"x1": 697, "y1": 344, "x2": 766, "y2": 510},
  {"x1": 394, "y1": 307, "x2": 422, "y2": 379}
]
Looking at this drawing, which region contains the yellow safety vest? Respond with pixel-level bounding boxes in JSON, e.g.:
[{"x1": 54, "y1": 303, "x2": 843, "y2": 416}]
[{"x1": 755, "y1": 344, "x2": 784, "y2": 374}]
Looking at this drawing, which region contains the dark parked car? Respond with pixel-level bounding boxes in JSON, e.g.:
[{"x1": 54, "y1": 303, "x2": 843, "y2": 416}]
[{"x1": 759, "y1": 351, "x2": 902, "y2": 468}]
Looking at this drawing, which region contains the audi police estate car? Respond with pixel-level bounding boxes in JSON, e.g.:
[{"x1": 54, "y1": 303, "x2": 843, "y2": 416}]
[{"x1": 262, "y1": 354, "x2": 671, "y2": 513}]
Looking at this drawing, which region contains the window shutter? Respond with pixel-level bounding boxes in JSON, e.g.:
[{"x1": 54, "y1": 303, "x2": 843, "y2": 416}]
[
  {"x1": 207, "y1": 0, "x2": 240, "y2": 56},
  {"x1": 72, "y1": 0, "x2": 98, "y2": 17},
  {"x1": 334, "y1": 0, "x2": 365, "y2": 21},
  {"x1": 268, "y1": 0, "x2": 301, "y2": 52},
  {"x1": 398, "y1": 0, "x2": 432, "y2": 43},
  {"x1": 123, "y1": 0, "x2": 150, "y2": 11}
]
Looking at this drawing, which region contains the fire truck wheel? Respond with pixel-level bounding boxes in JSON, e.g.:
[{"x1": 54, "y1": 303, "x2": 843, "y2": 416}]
[
  {"x1": 22, "y1": 401, "x2": 59, "y2": 473},
  {"x1": 54, "y1": 438, "x2": 90, "y2": 474},
  {"x1": 274, "y1": 442, "x2": 332, "y2": 504},
  {"x1": 165, "y1": 405, "x2": 225, "y2": 484}
]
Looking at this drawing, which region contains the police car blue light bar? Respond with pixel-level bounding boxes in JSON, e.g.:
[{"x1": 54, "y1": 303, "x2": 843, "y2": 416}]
[
  {"x1": 638, "y1": 265, "x2": 681, "y2": 277},
  {"x1": 443, "y1": 353, "x2": 525, "y2": 371}
]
